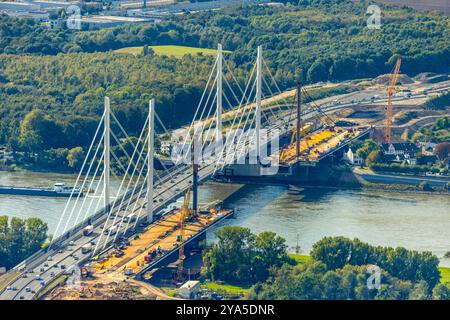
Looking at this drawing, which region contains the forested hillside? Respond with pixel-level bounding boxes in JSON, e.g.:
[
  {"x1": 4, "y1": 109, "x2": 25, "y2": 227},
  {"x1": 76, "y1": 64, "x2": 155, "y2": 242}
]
[{"x1": 0, "y1": 0, "x2": 448, "y2": 168}]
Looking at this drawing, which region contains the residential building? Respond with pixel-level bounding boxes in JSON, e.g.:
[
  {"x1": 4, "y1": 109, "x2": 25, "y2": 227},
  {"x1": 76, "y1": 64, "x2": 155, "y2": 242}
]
[
  {"x1": 342, "y1": 148, "x2": 362, "y2": 166},
  {"x1": 177, "y1": 280, "x2": 200, "y2": 299},
  {"x1": 381, "y1": 142, "x2": 420, "y2": 157}
]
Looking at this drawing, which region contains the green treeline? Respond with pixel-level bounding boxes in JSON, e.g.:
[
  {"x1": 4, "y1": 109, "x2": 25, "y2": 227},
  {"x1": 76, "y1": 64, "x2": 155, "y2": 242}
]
[
  {"x1": 310, "y1": 236, "x2": 440, "y2": 289},
  {"x1": 204, "y1": 227, "x2": 450, "y2": 300},
  {"x1": 1, "y1": 0, "x2": 448, "y2": 79},
  {"x1": 0, "y1": 52, "x2": 218, "y2": 167},
  {"x1": 0, "y1": 216, "x2": 48, "y2": 269}
]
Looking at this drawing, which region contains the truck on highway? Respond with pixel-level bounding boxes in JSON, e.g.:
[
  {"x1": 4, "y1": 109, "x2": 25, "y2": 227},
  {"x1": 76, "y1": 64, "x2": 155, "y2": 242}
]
[
  {"x1": 104, "y1": 225, "x2": 118, "y2": 235},
  {"x1": 81, "y1": 243, "x2": 92, "y2": 254},
  {"x1": 83, "y1": 225, "x2": 94, "y2": 236}
]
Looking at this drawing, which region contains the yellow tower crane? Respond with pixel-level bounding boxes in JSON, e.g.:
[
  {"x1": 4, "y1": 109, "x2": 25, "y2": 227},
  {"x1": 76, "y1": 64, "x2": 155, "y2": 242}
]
[{"x1": 385, "y1": 58, "x2": 402, "y2": 144}]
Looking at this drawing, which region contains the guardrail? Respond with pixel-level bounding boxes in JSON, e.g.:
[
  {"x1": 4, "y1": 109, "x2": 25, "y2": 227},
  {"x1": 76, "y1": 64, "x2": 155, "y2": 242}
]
[
  {"x1": 51, "y1": 164, "x2": 186, "y2": 249},
  {"x1": 136, "y1": 211, "x2": 233, "y2": 278}
]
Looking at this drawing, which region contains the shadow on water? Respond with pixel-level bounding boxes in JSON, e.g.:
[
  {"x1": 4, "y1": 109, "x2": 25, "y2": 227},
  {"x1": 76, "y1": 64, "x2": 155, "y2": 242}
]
[
  {"x1": 223, "y1": 184, "x2": 286, "y2": 218},
  {"x1": 356, "y1": 191, "x2": 419, "y2": 204},
  {"x1": 290, "y1": 186, "x2": 339, "y2": 203}
]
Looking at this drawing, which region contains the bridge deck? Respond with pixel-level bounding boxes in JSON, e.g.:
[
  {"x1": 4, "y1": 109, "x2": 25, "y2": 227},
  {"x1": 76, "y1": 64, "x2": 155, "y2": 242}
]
[
  {"x1": 280, "y1": 127, "x2": 364, "y2": 166},
  {"x1": 94, "y1": 208, "x2": 233, "y2": 275}
]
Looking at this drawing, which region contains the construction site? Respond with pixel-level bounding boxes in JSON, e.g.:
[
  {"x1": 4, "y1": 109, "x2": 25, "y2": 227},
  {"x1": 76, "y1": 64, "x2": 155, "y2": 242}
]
[{"x1": 24, "y1": 51, "x2": 450, "y2": 300}]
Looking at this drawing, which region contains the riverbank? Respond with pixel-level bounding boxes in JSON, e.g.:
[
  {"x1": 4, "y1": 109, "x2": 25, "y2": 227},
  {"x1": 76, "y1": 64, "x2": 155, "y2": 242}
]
[
  {"x1": 223, "y1": 176, "x2": 450, "y2": 197},
  {"x1": 353, "y1": 167, "x2": 450, "y2": 186},
  {"x1": 3, "y1": 171, "x2": 450, "y2": 269}
]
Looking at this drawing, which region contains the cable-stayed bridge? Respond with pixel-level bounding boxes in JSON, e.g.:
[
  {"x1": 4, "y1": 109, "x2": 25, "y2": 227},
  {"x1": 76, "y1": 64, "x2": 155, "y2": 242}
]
[{"x1": 0, "y1": 45, "x2": 368, "y2": 300}]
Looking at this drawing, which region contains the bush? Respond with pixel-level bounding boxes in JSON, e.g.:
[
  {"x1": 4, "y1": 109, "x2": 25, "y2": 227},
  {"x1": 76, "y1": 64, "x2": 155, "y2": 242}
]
[
  {"x1": 419, "y1": 182, "x2": 433, "y2": 191},
  {"x1": 370, "y1": 163, "x2": 438, "y2": 175},
  {"x1": 311, "y1": 236, "x2": 440, "y2": 289},
  {"x1": 424, "y1": 92, "x2": 450, "y2": 110}
]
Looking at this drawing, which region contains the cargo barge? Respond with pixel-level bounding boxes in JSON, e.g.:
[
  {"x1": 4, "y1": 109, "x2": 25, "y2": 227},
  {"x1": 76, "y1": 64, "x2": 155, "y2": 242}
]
[{"x1": 0, "y1": 183, "x2": 83, "y2": 198}]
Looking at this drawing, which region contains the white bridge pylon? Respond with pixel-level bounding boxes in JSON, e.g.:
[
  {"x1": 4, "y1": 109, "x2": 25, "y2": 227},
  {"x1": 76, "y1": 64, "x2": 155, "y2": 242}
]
[{"x1": 50, "y1": 44, "x2": 297, "y2": 254}]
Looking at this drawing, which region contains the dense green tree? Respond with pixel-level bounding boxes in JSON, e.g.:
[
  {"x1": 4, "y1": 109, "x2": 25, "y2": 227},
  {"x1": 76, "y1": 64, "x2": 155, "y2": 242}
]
[
  {"x1": 432, "y1": 283, "x2": 450, "y2": 300},
  {"x1": 356, "y1": 139, "x2": 380, "y2": 163},
  {"x1": 253, "y1": 231, "x2": 290, "y2": 281},
  {"x1": 409, "y1": 281, "x2": 430, "y2": 300},
  {"x1": 18, "y1": 109, "x2": 63, "y2": 153},
  {"x1": 306, "y1": 60, "x2": 328, "y2": 83},
  {"x1": 67, "y1": 147, "x2": 85, "y2": 169},
  {"x1": 202, "y1": 227, "x2": 291, "y2": 284},
  {"x1": 434, "y1": 142, "x2": 450, "y2": 162},
  {"x1": 310, "y1": 236, "x2": 353, "y2": 269},
  {"x1": 366, "y1": 149, "x2": 384, "y2": 166},
  {"x1": 202, "y1": 226, "x2": 255, "y2": 284},
  {"x1": 311, "y1": 236, "x2": 440, "y2": 289},
  {"x1": 0, "y1": 216, "x2": 48, "y2": 269}
]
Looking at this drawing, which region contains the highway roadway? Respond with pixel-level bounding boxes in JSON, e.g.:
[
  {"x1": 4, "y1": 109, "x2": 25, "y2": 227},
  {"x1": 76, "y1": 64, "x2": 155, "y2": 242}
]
[
  {"x1": 1, "y1": 81, "x2": 449, "y2": 300},
  {"x1": 0, "y1": 106, "x2": 294, "y2": 300}
]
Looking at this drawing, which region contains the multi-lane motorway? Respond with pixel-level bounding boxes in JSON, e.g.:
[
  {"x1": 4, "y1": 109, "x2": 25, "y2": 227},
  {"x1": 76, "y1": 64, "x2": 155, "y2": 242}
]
[{"x1": 0, "y1": 105, "x2": 295, "y2": 300}]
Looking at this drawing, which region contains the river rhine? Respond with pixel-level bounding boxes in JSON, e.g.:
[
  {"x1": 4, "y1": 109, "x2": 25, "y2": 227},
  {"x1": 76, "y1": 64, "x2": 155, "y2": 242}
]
[{"x1": 1, "y1": 171, "x2": 450, "y2": 265}]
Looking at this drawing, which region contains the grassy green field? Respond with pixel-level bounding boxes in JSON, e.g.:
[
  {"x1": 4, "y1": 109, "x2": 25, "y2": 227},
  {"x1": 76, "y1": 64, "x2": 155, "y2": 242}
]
[
  {"x1": 289, "y1": 254, "x2": 311, "y2": 265},
  {"x1": 115, "y1": 45, "x2": 232, "y2": 58}
]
